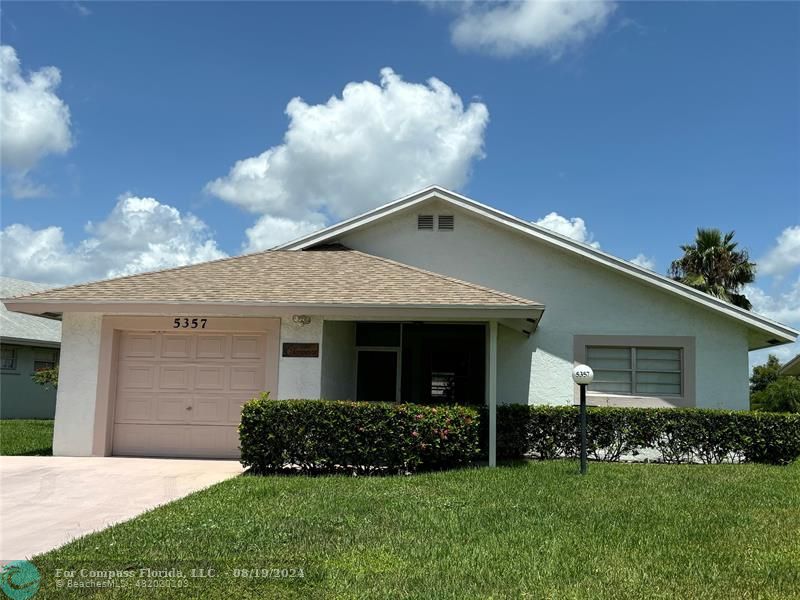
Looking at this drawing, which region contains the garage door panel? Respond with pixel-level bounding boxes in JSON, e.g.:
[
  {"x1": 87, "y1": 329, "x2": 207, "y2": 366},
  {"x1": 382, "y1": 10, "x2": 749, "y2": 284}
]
[
  {"x1": 155, "y1": 396, "x2": 189, "y2": 422},
  {"x1": 195, "y1": 366, "x2": 225, "y2": 390},
  {"x1": 119, "y1": 365, "x2": 156, "y2": 390},
  {"x1": 192, "y1": 396, "x2": 227, "y2": 423},
  {"x1": 197, "y1": 335, "x2": 228, "y2": 359},
  {"x1": 122, "y1": 334, "x2": 158, "y2": 358},
  {"x1": 116, "y1": 395, "x2": 154, "y2": 422},
  {"x1": 230, "y1": 366, "x2": 263, "y2": 391},
  {"x1": 158, "y1": 365, "x2": 192, "y2": 390},
  {"x1": 231, "y1": 335, "x2": 263, "y2": 359},
  {"x1": 161, "y1": 334, "x2": 194, "y2": 358},
  {"x1": 188, "y1": 426, "x2": 239, "y2": 459}
]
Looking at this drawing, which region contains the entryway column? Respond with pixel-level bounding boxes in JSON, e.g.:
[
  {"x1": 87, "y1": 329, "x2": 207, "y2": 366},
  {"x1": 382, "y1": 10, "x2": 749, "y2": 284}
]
[{"x1": 488, "y1": 320, "x2": 498, "y2": 467}]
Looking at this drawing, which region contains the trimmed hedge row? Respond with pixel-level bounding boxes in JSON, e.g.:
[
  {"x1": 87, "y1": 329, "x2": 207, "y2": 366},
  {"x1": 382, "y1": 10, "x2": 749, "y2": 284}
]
[
  {"x1": 485, "y1": 406, "x2": 800, "y2": 465},
  {"x1": 239, "y1": 395, "x2": 480, "y2": 474}
]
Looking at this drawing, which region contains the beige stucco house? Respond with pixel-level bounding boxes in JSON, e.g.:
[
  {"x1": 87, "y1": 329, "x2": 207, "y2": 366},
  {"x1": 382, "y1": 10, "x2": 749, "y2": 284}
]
[{"x1": 3, "y1": 187, "x2": 797, "y2": 464}]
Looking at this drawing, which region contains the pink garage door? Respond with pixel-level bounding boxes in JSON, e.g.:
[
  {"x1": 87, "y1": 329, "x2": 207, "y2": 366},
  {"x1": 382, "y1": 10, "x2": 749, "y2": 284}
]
[{"x1": 112, "y1": 330, "x2": 274, "y2": 458}]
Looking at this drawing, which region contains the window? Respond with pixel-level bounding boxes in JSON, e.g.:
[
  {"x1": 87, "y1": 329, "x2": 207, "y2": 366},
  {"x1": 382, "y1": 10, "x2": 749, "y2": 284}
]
[
  {"x1": 33, "y1": 348, "x2": 58, "y2": 372},
  {"x1": 586, "y1": 346, "x2": 682, "y2": 396},
  {"x1": 437, "y1": 215, "x2": 454, "y2": 231},
  {"x1": 417, "y1": 215, "x2": 434, "y2": 230},
  {"x1": 1, "y1": 347, "x2": 17, "y2": 370}
]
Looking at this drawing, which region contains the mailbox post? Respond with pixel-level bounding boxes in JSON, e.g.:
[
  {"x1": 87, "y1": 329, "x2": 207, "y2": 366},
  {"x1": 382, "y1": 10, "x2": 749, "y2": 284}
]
[{"x1": 572, "y1": 364, "x2": 594, "y2": 475}]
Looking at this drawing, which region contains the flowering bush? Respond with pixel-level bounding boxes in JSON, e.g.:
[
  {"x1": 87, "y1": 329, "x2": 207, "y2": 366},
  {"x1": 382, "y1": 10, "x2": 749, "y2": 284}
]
[{"x1": 239, "y1": 395, "x2": 480, "y2": 475}]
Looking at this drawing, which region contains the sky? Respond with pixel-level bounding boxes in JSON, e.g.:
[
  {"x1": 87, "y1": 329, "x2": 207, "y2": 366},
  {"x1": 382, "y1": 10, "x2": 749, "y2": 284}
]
[{"x1": 1, "y1": 1, "x2": 798, "y2": 367}]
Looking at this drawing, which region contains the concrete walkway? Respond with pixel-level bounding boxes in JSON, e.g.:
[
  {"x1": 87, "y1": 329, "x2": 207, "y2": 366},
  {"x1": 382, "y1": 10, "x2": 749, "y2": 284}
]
[{"x1": 0, "y1": 456, "x2": 243, "y2": 560}]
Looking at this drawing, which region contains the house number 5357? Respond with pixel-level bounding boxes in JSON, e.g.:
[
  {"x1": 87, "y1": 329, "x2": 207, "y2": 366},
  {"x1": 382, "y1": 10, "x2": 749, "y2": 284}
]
[{"x1": 173, "y1": 318, "x2": 207, "y2": 329}]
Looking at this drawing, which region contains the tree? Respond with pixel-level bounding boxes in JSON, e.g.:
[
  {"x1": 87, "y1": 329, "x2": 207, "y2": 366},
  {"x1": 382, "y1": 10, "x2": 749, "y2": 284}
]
[
  {"x1": 668, "y1": 228, "x2": 756, "y2": 310},
  {"x1": 750, "y1": 355, "x2": 783, "y2": 393},
  {"x1": 751, "y1": 377, "x2": 800, "y2": 413}
]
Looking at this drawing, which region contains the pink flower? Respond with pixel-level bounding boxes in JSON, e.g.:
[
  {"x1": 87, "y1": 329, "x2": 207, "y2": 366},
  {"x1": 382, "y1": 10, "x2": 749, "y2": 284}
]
[{"x1": 411, "y1": 431, "x2": 419, "y2": 437}]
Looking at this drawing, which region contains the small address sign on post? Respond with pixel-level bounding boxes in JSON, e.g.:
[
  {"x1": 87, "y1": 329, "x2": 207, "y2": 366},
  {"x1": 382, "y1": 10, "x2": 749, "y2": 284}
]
[{"x1": 172, "y1": 317, "x2": 208, "y2": 329}]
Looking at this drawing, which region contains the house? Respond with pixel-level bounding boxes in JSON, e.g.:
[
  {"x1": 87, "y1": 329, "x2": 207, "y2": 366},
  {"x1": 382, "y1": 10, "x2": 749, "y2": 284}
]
[
  {"x1": 781, "y1": 354, "x2": 800, "y2": 377},
  {"x1": 3, "y1": 186, "x2": 797, "y2": 463},
  {"x1": 1, "y1": 277, "x2": 62, "y2": 419}
]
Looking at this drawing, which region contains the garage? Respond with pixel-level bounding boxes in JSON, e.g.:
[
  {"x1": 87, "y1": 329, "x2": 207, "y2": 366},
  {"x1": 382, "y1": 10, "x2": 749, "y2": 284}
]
[{"x1": 112, "y1": 324, "x2": 278, "y2": 458}]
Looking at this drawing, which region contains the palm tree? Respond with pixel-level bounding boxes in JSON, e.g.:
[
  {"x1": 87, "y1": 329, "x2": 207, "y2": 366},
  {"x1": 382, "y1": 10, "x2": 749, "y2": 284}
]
[{"x1": 668, "y1": 228, "x2": 756, "y2": 310}]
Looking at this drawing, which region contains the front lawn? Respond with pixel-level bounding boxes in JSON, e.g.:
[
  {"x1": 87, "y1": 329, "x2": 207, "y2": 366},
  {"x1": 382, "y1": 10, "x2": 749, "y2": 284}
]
[
  {"x1": 30, "y1": 461, "x2": 800, "y2": 599},
  {"x1": 0, "y1": 419, "x2": 53, "y2": 455}
]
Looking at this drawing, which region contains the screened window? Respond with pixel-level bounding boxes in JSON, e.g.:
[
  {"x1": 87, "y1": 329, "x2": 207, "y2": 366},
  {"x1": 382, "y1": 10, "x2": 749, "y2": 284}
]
[
  {"x1": 586, "y1": 346, "x2": 682, "y2": 397},
  {"x1": 1, "y1": 347, "x2": 18, "y2": 370},
  {"x1": 33, "y1": 348, "x2": 58, "y2": 372}
]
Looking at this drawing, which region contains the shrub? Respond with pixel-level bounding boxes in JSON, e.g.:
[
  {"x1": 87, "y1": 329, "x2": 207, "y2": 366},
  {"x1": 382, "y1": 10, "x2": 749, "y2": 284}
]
[
  {"x1": 751, "y1": 377, "x2": 800, "y2": 413},
  {"x1": 484, "y1": 405, "x2": 800, "y2": 466},
  {"x1": 32, "y1": 366, "x2": 59, "y2": 390},
  {"x1": 239, "y1": 395, "x2": 480, "y2": 475}
]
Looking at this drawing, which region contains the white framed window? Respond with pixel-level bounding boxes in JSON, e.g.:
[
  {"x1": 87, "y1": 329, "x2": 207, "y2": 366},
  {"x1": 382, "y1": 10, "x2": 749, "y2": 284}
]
[
  {"x1": 586, "y1": 346, "x2": 682, "y2": 396},
  {"x1": 1, "y1": 347, "x2": 18, "y2": 370},
  {"x1": 33, "y1": 348, "x2": 59, "y2": 372},
  {"x1": 573, "y1": 335, "x2": 695, "y2": 407}
]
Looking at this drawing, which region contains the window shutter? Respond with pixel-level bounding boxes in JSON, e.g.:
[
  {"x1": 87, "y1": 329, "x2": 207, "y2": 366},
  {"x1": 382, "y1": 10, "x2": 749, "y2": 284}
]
[
  {"x1": 437, "y1": 215, "x2": 455, "y2": 231},
  {"x1": 417, "y1": 215, "x2": 434, "y2": 230}
]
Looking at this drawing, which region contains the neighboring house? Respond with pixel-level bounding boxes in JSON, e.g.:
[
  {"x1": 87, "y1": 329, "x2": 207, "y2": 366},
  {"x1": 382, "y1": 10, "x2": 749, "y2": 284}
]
[
  {"x1": 781, "y1": 354, "x2": 800, "y2": 377},
  {"x1": 3, "y1": 186, "x2": 797, "y2": 462},
  {"x1": 1, "y1": 277, "x2": 62, "y2": 419}
]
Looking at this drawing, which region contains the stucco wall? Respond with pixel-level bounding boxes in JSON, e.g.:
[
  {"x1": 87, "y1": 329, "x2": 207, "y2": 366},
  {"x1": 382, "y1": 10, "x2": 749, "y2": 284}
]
[
  {"x1": 321, "y1": 321, "x2": 356, "y2": 400},
  {"x1": 277, "y1": 316, "x2": 323, "y2": 399},
  {"x1": 338, "y1": 200, "x2": 750, "y2": 409},
  {"x1": 53, "y1": 312, "x2": 103, "y2": 455},
  {"x1": 0, "y1": 344, "x2": 58, "y2": 419}
]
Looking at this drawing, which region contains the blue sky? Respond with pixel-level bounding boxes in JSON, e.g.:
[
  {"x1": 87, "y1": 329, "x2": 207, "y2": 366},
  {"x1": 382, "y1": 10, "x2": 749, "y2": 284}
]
[{"x1": 1, "y1": 1, "x2": 798, "y2": 364}]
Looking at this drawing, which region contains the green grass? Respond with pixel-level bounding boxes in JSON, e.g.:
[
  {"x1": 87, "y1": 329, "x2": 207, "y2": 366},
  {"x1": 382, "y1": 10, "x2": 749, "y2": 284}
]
[
  {"x1": 0, "y1": 418, "x2": 53, "y2": 455},
  {"x1": 31, "y1": 461, "x2": 800, "y2": 599}
]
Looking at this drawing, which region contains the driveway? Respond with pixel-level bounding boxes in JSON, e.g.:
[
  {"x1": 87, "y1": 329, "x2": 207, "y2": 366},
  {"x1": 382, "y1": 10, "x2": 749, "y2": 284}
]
[{"x1": 0, "y1": 456, "x2": 243, "y2": 560}]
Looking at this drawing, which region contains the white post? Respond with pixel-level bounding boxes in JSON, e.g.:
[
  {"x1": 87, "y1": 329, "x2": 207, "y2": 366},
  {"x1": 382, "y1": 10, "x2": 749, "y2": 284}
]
[{"x1": 488, "y1": 320, "x2": 498, "y2": 468}]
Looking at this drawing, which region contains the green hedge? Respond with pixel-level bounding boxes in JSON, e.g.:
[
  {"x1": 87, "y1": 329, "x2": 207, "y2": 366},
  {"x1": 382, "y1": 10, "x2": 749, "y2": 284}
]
[
  {"x1": 239, "y1": 395, "x2": 480, "y2": 474},
  {"x1": 488, "y1": 405, "x2": 800, "y2": 465}
]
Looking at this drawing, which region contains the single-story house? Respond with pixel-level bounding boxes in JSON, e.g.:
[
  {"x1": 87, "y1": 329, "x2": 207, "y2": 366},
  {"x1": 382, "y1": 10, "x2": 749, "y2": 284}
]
[
  {"x1": 3, "y1": 186, "x2": 797, "y2": 464},
  {"x1": 1, "y1": 277, "x2": 62, "y2": 419},
  {"x1": 781, "y1": 354, "x2": 800, "y2": 377}
]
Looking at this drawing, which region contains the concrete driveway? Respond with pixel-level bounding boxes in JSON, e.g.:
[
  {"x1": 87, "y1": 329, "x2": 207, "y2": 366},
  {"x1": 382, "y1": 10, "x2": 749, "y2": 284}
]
[{"x1": 1, "y1": 456, "x2": 243, "y2": 560}]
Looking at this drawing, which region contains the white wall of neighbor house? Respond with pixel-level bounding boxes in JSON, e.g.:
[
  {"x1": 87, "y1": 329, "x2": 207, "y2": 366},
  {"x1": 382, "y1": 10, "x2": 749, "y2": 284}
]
[
  {"x1": 337, "y1": 199, "x2": 751, "y2": 409},
  {"x1": 320, "y1": 321, "x2": 356, "y2": 400},
  {"x1": 53, "y1": 312, "x2": 104, "y2": 456},
  {"x1": 277, "y1": 316, "x2": 323, "y2": 399}
]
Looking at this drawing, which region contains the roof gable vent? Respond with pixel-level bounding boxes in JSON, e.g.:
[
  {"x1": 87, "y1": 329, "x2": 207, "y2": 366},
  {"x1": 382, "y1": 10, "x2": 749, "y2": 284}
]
[
  {"x1": 417, "y1": 215, "x2": 434, "y2": 230},
  {"x1": 437, "y1": 215, "x2": 454, "y2": 231}
]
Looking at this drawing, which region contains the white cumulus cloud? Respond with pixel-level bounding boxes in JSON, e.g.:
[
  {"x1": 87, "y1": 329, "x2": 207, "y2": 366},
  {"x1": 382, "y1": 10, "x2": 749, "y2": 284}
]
[
  {"x1": 450, "y1": 1, "x2": 616, "y2": 58},
  {"x1": 533, "y1": 212, "x2": 600, "y2": 248},
  {"x1": 0, "y1": 45, "x2": 72, "y2": 195},
  {"x1": 746, "y1": 277, "x2": 800, "y2": 325},
  {"x1": 758, "y1": 225, "x2": 800, "y2": 277},
  {"x1": 244, "y1": 215, "x2": 326, "y2": 253},
  {"x1": 206, "y1": 67, "x2": 489, "y2": 244},
  {"x1": 629, "y1": 253, "x2": 656, "y2": 271},
  {"x1": 0, "y1": 195, "x2": 226, "y2": 284}
]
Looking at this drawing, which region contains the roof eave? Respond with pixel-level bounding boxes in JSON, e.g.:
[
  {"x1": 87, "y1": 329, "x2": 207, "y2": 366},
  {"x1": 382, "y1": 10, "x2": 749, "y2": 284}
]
[{"x1": 2, "y1": 299, "x2": 545, "y2": 322}]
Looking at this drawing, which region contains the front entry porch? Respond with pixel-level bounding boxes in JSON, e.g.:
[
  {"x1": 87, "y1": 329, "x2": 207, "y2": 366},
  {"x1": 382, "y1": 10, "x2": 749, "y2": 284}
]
[{"x1": 321, "y1": 320, "x2": 503, "y2": 465}]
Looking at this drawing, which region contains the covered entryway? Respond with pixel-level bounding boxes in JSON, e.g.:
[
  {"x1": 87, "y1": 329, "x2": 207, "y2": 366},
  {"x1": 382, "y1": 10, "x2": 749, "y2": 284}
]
[{"x1": 112, "y1": 323, "x2": 277, "y2": 458}]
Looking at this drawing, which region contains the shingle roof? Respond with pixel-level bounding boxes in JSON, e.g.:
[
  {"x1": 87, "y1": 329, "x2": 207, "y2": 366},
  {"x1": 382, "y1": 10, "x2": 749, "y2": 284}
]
[
  {"x1": 5, "y1": 248, "x2": 541, "y2": 309},
  {"x1": 0, "y1": 277, "x2": 62, "y2": 344}
]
